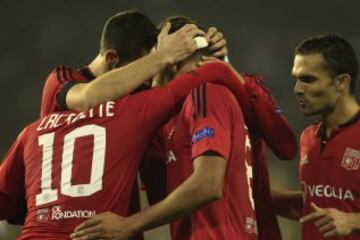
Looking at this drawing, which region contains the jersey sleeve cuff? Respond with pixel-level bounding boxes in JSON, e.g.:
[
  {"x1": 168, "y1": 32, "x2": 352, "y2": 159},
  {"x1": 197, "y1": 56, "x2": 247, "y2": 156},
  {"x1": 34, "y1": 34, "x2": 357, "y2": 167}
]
[{"x1": 57, "y1": 81, "x2": 80, "y2": 111}]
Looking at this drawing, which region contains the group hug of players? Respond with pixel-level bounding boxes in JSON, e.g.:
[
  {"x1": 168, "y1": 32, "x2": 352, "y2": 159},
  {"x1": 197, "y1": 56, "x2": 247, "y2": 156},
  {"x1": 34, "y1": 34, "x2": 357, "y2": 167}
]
[{"x1": 0, "y1": 10, "x2": 359, "y2": 240}]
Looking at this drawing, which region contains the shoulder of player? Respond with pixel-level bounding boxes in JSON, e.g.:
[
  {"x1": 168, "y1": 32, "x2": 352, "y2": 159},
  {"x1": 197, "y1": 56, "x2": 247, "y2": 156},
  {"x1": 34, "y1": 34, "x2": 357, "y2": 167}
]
[
  {"x1": 47, "y1": 65, "x2": 84, "y2": 83},
  {"x1": 185, "y1": 82, "x2": 232, "y2": 96},
  {"x1": 192, "y1": 61, "x2": 231, "y2": 76},
  {"x1": 13, "y1": 124, "x2": 33, "y2": 144},
  {"x1": 205, "y1": 82, "x2": 234, "y2": 95},
  {"x1": 182, "y1": 84, "x2": 238, "y2": 120},
  {"x1": 300, "y1": 123, "x2": 321, "y2": 143},
  {"x1": 203, "y1": 83, "x2": 238, "y2": 106}
]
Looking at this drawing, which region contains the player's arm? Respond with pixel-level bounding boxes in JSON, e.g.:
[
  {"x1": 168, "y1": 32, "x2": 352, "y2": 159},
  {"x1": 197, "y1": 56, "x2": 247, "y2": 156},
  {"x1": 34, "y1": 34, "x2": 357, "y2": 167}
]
[
  {"x1": 64, "y1": 23, "x2": 203, "y2": 112},
  {"x1": 0, "y1": 130, "x2": 26, "y2": 220},
  {"x1": 199, "y1": 57, "x2": 297, "y2": 160},
  {"x1": 301, "y1": 203, "x2": 360, "y2": 238},
  {"x1": 165, "y1": 62, "x2": 249, "y2": 109},
  {"x1": 132, "y1": 153, "x2": 226, "y2": 232},
  {"x1": 271, "y1": 189, "x2": 303, "y2": 221},
  {"x1": 70, "y1": 155, "x2": 227, "y2": 240},
  {"x1": 123, "y1": 61, "x2": 248, "y2": 133},
  {"x1": 242, "y1": 74, "x2": 297, "y2": 160}
]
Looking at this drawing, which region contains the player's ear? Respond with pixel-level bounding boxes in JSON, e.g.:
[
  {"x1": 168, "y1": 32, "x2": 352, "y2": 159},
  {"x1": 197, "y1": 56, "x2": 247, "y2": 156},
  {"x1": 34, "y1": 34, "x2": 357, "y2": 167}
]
[
  {"x1": 335, "y1": 74, "x2": 351, "y2": 95},
  {"x1": 104, "y1": 49, "x2": 120, "y2": 70}
]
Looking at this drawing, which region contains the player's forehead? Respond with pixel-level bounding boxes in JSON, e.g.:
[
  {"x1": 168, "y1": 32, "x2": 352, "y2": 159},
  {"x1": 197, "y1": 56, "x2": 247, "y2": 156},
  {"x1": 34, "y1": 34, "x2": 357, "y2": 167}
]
[{"x1": 292, "y1": 53, "x2": 327, "y2": 77}]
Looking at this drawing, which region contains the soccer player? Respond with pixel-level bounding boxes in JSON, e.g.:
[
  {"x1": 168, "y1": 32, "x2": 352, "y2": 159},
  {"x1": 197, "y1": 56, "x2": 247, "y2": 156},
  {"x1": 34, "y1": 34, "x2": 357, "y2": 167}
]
[
  {"x1": 199, "y1": 32, "x2": 298, "y2": 240},
  {"x1": 2, "y1": 11, "x2": 202, "y2": 239},
  {"x1": 7, "y1": 8, "x2": 228, "y2": 228},
  {"x1": 0, "y1": 52, "x2": 252, "y2": 239},
  {"x1": 276, "y1": 34, "x2": 360, "y2": 239}
]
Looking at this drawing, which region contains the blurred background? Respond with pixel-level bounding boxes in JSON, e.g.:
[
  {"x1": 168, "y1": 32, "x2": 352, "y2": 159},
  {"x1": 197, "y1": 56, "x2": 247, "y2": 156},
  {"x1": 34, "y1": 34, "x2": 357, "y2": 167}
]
[{"x1": 0, "y1": 0, "x2": 359, "y2": 239}]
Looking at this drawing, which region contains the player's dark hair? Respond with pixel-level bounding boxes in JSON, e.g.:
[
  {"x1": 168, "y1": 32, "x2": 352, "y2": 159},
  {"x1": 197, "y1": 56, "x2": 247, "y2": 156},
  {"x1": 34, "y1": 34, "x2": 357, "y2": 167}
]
[
  {"x1": 158, "y1": 16, "x2": 211, "y2": 60},
  {"x1": 158, "y1": 16, "x2": 206, "y2": 33},
  {"x1": 295, "y1": 33, "x2": 359, "y2": 93},
  {"x1": 100, "y1": 10, "x2": 157, "y2": 66}
]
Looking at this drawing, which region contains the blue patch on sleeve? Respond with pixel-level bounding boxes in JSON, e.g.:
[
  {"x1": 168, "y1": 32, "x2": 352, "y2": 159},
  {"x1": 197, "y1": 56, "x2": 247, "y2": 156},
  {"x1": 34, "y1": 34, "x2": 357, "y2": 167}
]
[{"x1": 192, "y1": 127, "x2": 215, "y2": 144}]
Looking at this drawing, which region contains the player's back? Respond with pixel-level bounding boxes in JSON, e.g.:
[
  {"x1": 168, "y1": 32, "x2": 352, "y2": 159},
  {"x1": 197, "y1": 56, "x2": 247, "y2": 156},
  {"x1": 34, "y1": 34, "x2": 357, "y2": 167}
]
[
  {"x1": 19, "y1": 89, "x2": 173, "y2": 239},
  {"x1": 160, "y1": 84, "x2": 257, "y2": 240}
]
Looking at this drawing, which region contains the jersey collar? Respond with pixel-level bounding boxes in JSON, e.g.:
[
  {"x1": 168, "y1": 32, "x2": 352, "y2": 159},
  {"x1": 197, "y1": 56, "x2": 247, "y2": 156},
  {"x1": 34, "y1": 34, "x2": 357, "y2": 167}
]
[
  {"x1": 338, "y1": 109, "x2": 360, "y2": 128},
  {"x1": 79, "y1": 66, "x2": 96, "y2": 81}
]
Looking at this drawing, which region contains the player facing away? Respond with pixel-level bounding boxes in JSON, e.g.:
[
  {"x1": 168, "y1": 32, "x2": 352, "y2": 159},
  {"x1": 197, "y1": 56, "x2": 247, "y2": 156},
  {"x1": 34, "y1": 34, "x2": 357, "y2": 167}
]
[
  {"x1": 5, "y1": 8, "x2": 228, "y2": 232},
  {"x1": 273, "y1": 34, "x2": 360, "y2": 239},
  {"x1": 0, "y1": 58, "x2": 252, "y2": 239},
  {"x1": 71, "y1": 17, "x2": 258, "y2": 240},
  {"x1": 4, "y1": 10, "x2": 206, "y2": 237},
  {"x1": 193, "y1": 27, "x2": 297, "y2": 240}
]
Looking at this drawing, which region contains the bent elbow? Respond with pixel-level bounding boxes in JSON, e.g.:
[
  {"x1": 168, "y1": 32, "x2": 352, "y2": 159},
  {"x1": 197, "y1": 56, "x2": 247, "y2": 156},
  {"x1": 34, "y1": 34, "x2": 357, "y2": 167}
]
[
  {"x1": 201, "y1": 183, "x2": 223, "y2": 202},
  {"x1": 77, "y1": 90, "x2": 95, "y2": 112},
  {"x1": 72, "y1": 102, "x2": 91, "y2": 113},
  {"x1": 274, "y1": 145, "x2": 297, "y2": 160},
  {"x1": 270, "y1": 134, "x2": 297, "y2": 160}
]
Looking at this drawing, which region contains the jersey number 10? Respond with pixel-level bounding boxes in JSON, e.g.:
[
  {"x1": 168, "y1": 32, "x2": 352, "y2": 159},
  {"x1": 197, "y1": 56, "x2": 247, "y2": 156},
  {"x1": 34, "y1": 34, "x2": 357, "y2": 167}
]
[{"x1": 35, "y1": 124, "x2": 105, "y2": 206}]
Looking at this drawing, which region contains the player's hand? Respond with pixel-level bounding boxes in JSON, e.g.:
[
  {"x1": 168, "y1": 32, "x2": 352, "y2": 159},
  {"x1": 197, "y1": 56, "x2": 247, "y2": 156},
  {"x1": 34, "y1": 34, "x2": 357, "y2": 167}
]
[
  {"x1": 70, "y1": 212, "x2": 134, "y2": 240},
  {"x1": 206, "y1": 27, "x2": 228, "y2": 58},
  {"x1": 300, "y1": 202, "x2": 359, "y2": 238},
  {"x1": 157, "y1": 23, "x2": 205, "y2": 65}
]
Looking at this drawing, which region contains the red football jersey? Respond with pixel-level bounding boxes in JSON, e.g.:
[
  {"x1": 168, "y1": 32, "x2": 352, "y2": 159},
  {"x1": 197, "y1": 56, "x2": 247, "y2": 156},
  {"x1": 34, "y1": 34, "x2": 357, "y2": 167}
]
[
  {"x1": 1, "y1": 90, "x2": 176, "y2": 239},
  {"x1": 300, "y1": 112, "x2": 360, "y2": 240},
  {"x1": 156, "y1": 84, "x2": 258, "y2": 240}
]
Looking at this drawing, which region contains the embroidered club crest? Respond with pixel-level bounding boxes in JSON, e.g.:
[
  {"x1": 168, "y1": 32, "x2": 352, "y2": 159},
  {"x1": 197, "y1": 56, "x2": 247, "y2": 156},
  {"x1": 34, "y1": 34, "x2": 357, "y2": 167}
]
[{"x1": 341, "y1": 148, "x2": 360, "y2": 171}]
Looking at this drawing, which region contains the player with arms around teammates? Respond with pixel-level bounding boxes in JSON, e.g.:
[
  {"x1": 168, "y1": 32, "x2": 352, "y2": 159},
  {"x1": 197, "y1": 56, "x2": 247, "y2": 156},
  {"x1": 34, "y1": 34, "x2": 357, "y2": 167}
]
[
  {"x1": 0, "y1": 10, "x2": 257, "y2": 239},
  {"x1": 38, "y1": 10, "x2": 228, "y2": 239}
]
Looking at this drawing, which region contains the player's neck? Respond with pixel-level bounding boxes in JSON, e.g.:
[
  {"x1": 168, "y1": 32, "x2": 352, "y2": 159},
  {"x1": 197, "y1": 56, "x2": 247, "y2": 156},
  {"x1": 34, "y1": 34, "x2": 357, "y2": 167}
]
[
  {"x1": 88, "y1": 54, "x2": 109, "y2": 77},
  {"x1": 322, "y1": 95, "x2": 360, "y2": 135}
]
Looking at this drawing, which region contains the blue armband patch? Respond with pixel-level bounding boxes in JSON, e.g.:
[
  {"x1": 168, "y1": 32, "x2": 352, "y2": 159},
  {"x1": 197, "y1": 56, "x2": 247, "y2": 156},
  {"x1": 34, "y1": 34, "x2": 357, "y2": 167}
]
[{"x1": 192, "y1": 127, "x2": 215, "y2": 144}]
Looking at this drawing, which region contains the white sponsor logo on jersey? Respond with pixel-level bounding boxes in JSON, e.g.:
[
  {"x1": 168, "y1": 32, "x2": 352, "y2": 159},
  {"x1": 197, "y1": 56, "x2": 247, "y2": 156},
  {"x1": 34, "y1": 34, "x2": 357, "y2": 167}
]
[
  {"x1": 305, "y1": 184, "x2": 354, "y2": 201},
  {"x1": 342, "y1": 148, "x2": 360, "y2": 171},
  {"x1": 51, "y1": 205, "x2": 96, "y2": 220}
]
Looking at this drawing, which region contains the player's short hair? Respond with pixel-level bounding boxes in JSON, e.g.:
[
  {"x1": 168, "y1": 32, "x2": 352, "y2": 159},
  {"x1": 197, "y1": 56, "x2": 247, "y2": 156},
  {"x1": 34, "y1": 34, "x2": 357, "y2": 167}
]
[
  {"x1": 295, "y1": 33, "x2": 359, "y2": 93},
  {"x1": 100, "y1": 10, "x2": 157, "y2": 66},
  {"x1": 158, "y1": 16, "x2": 211, "y2": 61}
]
